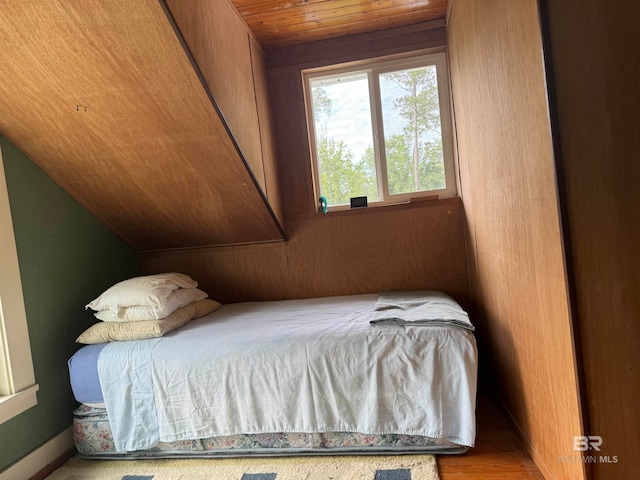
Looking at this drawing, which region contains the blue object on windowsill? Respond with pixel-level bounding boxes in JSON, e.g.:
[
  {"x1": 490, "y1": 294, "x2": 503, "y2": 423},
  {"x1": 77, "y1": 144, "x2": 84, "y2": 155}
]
[{"x1": 318, "y1": 196, "x2": 328, "y2": 214}]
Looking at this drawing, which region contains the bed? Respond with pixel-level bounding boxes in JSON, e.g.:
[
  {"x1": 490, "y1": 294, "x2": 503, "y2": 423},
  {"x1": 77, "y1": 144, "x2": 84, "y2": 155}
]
[{"x1": 68, "y1": 289, "x2": 477, "y2": 459}]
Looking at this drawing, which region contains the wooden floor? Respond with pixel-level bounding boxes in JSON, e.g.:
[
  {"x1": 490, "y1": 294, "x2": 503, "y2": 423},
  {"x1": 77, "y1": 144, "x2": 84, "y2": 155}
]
[{"x1": 438, "y1": 388, "x2": 545, "y2": 479}]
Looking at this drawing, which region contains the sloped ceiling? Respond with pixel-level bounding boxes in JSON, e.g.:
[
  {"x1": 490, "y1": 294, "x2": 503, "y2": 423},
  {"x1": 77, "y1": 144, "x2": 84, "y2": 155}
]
[
  {"x1": 0, "y1": 0, "x2": 284, "y2": 252},
  {"x1": 0, "y1": 0, "x2": 448, "y2": 252}
]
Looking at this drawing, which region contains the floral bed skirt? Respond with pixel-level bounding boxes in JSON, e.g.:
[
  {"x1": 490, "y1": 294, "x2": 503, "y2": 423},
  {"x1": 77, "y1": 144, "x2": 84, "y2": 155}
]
[{"x1": 73, "y1": 404, "x2": 468, "y2": 458}]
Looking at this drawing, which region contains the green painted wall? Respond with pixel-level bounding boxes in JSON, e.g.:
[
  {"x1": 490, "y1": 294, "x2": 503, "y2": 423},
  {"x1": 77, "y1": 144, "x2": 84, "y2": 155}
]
[{"x1": 0, "y1": 135, "x2": 139, "y2": 472}]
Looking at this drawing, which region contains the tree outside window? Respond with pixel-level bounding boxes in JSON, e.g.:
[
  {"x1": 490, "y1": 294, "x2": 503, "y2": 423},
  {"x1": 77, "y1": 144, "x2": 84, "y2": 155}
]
[{"x1": 306, "y1": 52, "x2": 454, "y2": 209}]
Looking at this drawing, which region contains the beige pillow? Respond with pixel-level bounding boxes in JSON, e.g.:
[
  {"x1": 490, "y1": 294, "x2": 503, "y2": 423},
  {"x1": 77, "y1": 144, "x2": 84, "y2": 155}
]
[
  {"x1": 85, "y1": 273, "x2": 198, "y2": 312},
  {"x1": 77, "y1": 299, "x2": 221, "y2": 344},
  {"x1": 94, "y1": 288, "x2": 208, "y2": 322}
]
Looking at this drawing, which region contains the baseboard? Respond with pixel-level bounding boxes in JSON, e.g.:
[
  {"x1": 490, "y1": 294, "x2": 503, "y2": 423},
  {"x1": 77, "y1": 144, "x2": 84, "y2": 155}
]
[{"x1": 0, "y1": 427, "x2": 74, "y2": 480}]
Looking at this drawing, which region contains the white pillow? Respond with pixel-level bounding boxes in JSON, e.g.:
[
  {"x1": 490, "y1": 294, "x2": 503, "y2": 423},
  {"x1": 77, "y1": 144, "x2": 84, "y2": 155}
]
[
  {"x1": 76, "y1": 299, "x2": 221, "y2": 344},
  {"x1": 94, "y1": 288, "x2": 208, "y2": 322},
  {"x1": 86, "y1": 273, "x2": 198, "y2": 312}
]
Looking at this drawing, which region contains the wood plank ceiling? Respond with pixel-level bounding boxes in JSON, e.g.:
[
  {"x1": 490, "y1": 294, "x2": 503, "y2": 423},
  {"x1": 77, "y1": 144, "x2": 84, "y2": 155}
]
[{"x1": 231, "y1": 0, "x2": 449, "y2": 51}]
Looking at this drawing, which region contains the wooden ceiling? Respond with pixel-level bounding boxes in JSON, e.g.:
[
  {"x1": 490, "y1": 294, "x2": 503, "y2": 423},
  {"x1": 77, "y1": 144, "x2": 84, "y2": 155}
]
[{"x1": 230, "y1": 0, "x2": 449, "y2": 51}]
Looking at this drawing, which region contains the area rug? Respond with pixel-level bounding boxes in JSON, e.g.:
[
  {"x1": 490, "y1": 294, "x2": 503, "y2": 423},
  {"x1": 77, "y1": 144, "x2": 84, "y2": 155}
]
[{"x1": 45, "y1": 454, "x2": 440, "y2": 479}]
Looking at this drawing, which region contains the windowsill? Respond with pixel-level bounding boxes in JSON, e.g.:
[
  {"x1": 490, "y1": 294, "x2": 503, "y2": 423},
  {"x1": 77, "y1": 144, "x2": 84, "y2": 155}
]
[
  {"x1": 307, "y1": 195, "x2": 461, "y2": 218},
  {"x1": 287, "y1": 196, "x2": 462, "y2": 219},
  {"x1": 0, "y1": 384, "x2": 39, "y2": 425}
]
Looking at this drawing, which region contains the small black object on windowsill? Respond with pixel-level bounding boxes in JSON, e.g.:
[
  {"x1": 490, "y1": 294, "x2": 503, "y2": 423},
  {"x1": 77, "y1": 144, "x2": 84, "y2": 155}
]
[{"x1": 350, "y1": 196, "x2": 368, "y2": 209}]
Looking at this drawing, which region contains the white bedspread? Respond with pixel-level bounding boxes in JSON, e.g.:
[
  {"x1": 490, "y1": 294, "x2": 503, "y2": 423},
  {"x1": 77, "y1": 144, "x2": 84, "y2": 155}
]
[{"x1": 98, "y1": 294, "x2": 477, "y2": 452}]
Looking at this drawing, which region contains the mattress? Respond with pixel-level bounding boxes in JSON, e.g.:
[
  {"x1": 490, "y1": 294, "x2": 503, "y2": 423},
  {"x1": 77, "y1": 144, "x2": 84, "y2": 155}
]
[
  {"x1": 73, "y1": 404, "x2": 467, "y2": 457},
  {"x1": 69, "y1": 292, "x2": 477, "y2": 458}
]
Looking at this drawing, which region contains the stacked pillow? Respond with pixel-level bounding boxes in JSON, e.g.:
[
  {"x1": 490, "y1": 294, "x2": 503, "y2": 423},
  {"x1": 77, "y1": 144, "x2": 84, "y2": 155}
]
[{"x1": 77, "y1": 273, "x2": 220, "y2": 344}]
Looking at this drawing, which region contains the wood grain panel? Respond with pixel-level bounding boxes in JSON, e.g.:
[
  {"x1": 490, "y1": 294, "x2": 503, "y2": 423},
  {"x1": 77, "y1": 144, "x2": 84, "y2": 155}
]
[
  {"x1": 249, "y1": 36, "x2": 284, "y2": 226},
  {"x1": 243, "y1": 0, "x2": 440, "y2": 25},
  {"x1": 248, "y1": 2, "x2": 445, "y2": 36},
  {"x1": 230, "y1": 0, "x2": 447, "y2": 51},
  {"x1": 140, "y1": 241, "x2": 289, "y2": 304},
  {"x1": 238, "y1": 0, "x2": 446, "y2": 24},
  {"x1": 285, "y1": 200, "x2": 469, "y2": 303},
  {"x1": 447, "y1": 0, "x2": 585, "y2": 478},
  {"x1": 234, "y1": 0, "x2": 404, "y2": 17},
  {"x1": 267, "y1": 21, "x2": 445, "y2": 72},
  {"x1": 0, "y1": 0, "x2": 283, "y2": 251},
  {"x1": 542, "y1": 1, "x2": 640, "y2": 478},
  {"x1": 261, "y1": 13, "x2": 445, "y2": 50},
  {"x1": 165, "y1": 0, "x2": 266, "y2": 191},
  {"x1": 267, "y1": 72, "x2": 315, "y2": 216},
  {"x1": 140, "y1": 200, "x2": 470, "y2": 305}
]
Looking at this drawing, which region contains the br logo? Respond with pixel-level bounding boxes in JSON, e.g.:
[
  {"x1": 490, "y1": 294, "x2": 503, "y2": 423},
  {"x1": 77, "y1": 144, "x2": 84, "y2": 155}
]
[{"x1": 574, "y1": 436, "x2": 603, "y2": 451}]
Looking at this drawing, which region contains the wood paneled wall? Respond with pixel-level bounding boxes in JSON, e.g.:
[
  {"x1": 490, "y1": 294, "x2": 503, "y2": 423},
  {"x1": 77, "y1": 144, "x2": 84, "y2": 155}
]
[
  {"x1": 164, "y1": 0, "x2": 284, "y2": 226},
  {"x1": 140, "y1": 199, "x2": 469, "y2": 304},
  {"x1": 447, "y1": 1, "x2": 585, "y2": 478},
  {"x1": 141, "y1": 22, "x2": 470, "y2": 306},
  {"x1": 542, "y1": 1, "x2": 640, "y2": 478}
]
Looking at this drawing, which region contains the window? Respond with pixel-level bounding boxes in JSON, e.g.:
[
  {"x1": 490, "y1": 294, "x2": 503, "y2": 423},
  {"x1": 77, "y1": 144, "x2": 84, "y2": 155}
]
[
  {"x1": 303, "y1": 51, "x2": 456, "y2": 210},
  {"x1": 0, "y1": 143, "x2": 38, "y2": 424}
]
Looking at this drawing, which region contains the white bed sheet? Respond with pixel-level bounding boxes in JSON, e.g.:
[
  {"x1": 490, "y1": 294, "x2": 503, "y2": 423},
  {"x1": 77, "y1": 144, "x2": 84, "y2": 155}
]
[{"x1": 98, "y1": 294, "x2": 477, "y2": 452}]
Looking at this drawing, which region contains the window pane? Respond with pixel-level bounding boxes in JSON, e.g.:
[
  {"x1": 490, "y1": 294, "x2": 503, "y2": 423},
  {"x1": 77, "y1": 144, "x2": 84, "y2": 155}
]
[
  {"x1": 379, "y1": 65, "x2": 446, "y2": 195},
  {"x1": 310, "y1": 74, "x2": 378, "y2": 206}
]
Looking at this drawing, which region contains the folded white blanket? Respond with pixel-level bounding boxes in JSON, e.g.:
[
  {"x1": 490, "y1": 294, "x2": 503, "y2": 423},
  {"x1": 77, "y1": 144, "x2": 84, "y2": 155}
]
[{"x1": 370, "y1": 290, "x2": 475, "y2": 331}]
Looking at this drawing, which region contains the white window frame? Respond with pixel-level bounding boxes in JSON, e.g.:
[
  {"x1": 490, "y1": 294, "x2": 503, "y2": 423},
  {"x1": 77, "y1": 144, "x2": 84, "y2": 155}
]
[
  {"x1": 0, "y1": 143, "x2": 38, "y2": 424},
  {"x1": 303, "y1": 49, "x2": 456, "y2": 212}
]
